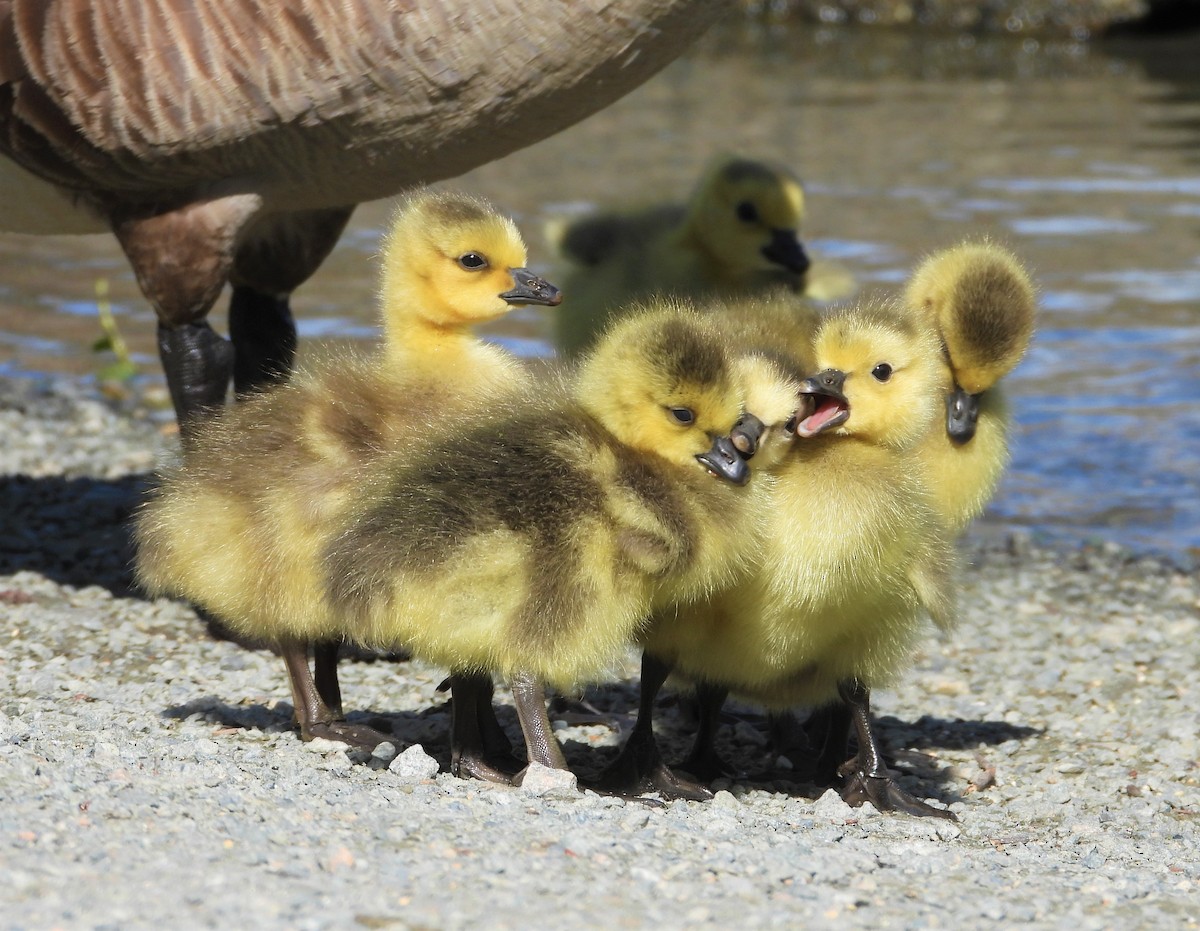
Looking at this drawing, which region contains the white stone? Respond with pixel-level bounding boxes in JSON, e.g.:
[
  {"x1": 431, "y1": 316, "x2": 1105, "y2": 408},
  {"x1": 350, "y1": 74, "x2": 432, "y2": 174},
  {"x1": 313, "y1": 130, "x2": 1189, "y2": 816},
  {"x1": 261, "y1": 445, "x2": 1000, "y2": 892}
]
[
  {"x1": 388, "y1": 744, "x2": 441, "y2": 783},
  {"x1": 516, "y1": 763, "x2": 579, "y2": 798}
]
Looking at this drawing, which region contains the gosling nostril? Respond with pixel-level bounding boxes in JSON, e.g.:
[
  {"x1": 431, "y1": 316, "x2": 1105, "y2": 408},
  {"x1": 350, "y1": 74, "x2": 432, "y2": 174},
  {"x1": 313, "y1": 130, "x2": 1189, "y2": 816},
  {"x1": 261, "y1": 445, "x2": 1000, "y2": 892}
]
[{"x1": 731, "y1": 433, "x2": 755, "y2": 455}]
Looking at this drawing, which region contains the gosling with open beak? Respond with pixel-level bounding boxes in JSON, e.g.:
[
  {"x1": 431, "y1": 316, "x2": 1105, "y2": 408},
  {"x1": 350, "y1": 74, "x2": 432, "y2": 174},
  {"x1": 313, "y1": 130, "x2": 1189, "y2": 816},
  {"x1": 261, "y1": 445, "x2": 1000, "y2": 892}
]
[{"x1": 791, "y1": 369, "x2": 851, "y2": 438}]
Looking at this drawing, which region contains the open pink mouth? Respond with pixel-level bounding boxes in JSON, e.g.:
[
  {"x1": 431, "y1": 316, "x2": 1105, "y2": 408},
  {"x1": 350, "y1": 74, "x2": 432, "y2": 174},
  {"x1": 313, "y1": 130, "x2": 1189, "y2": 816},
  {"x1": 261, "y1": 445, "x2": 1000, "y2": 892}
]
[{"x1": 792, "y1": 395, "x2": 849, "y2": 438}]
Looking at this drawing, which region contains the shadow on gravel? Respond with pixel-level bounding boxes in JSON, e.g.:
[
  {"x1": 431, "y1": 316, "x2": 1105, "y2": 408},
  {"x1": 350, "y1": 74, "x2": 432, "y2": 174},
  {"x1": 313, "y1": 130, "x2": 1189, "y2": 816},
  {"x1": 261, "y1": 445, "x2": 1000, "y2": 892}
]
[
  {"x1": 569, "y1": 682, "x2": 1045, "y2": 808},
  {"x1": 0, "y1": 473, "x2": 151, "y2": 597},
  {"x1": 877, "y1": 713, "x2": 1043, "y2": 751},
  {"x1": 162, "y1": 694, "x2": 467, "y2": 762},
  {"x1": 161, "y1": 686, "x2": 1044, "y2": 811}
]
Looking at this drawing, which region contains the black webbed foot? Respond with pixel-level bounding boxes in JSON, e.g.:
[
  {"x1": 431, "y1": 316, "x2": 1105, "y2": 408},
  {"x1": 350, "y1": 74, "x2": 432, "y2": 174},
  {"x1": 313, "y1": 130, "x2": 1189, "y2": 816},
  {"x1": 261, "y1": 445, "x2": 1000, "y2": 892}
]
[
  {"x1": 301, "y1": 720, "x2": 394, "y2": 751},
  {"x1": 839, "y1": 766, "x2": 958, "y2": 821},
  {"x1": 596, "y1": 728, "x2": 713, "y2": 802},
  {"x1": 834, "y1": 679, "x2": 957, "y2": 821},
  {"x1": 454, "y1": 751, "x2": 524, "y2": 785}
]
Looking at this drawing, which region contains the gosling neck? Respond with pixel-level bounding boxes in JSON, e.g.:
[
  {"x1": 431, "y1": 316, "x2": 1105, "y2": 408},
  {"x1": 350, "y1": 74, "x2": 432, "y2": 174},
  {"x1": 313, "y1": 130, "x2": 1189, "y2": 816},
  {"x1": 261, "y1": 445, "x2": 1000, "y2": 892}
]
[{"x1": 382, "y1": 307, "x2": 485, "y2": 373}]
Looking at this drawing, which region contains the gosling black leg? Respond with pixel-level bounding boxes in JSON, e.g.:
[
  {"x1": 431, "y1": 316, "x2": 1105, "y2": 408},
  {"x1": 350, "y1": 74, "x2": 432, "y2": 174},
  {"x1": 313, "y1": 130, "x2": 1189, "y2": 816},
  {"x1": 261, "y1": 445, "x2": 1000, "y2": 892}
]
[
  {"x1": 803, "y1": 701, "x2": 853, "y2": 786},
  {"x1": 509, "y1": 671, "x2": 570, "y2": 776},
  {"x1": 312, "y1": 640, "x2": 343, "y2": 717},
  {"x1": 475, "y1": 678, "x2": 519, "y2": 765},
  {"x1": 598, "y1": 653, "x2": 713, "y2": 801},
  {"x1": 450, "y1": 672, "x2": 523, "y2": 784},
  {"x1": 228, "y1": 286, "x2": 297, "y2": 398},
  {"x1": 677, "y1": 681, "x2": 733, "y2": 783},
  {"x1": 156, "y1": 321, "x2": 234, "y2": 441},
  {"x1": 281, "y1": 640, "x2": 391, "y2": 750},
  {"x1": 837, "y1": 679, "x2": 956, "y2": 821}
]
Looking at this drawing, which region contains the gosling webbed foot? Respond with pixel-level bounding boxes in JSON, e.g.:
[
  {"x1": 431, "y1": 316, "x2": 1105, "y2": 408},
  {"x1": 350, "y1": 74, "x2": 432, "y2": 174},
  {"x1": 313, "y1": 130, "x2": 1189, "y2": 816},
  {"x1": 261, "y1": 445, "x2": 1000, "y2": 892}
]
[
  {"x1": 839, "y1": 766, "x2": 958, "y2": 822},
  {"x1": 676, "y1": 744, "x2": 737, "y2": 786},
  {"x1": 301, "y1": 719, "x2": 394, "y2": 751},
  {"x1": 282, "y1": 640, "x2": 389, "y2": 751},
  {"x1": 454, "y1": 751, "x2": 523, "y2": 785},
  {"x1": 834, "y1": 678, "x2": 956, "y2": 821},
  {"x1": 638, "y1": 763, "x2": 713, "y2": 803},
  {"x1": 596, "y1": 729, "x2": 714, "y2": 802}
]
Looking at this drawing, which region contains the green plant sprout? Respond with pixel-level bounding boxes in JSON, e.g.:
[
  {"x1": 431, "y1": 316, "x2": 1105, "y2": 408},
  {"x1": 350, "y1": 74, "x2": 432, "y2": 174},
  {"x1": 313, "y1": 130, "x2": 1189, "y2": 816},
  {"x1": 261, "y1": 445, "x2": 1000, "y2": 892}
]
[{"x1": 92, "y1": 277, "x2": 138, "y2": 383}]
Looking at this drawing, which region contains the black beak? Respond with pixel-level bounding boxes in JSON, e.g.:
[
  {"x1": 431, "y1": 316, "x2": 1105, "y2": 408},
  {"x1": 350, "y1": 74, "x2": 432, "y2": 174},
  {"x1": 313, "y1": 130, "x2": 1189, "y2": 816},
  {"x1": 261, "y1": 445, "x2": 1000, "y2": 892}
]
[
  {"x1": 500, "y1": 268, "x2": 562, "y2": 306},
  {"x1": 792, "y1": 369, "x2": 850, "y2": 438},
  {"x1": 761, "y1": 229, "x2": 810, "y2": 275},
  {"x1": 696, "y1": 435, "x2": 750, "y2": 486},
  {"x1": 946, "y1": 384, "x2": 981, "y2": 444},
  {"x1": 730, "y1": 413, "x2": 766, "y2": 457}
]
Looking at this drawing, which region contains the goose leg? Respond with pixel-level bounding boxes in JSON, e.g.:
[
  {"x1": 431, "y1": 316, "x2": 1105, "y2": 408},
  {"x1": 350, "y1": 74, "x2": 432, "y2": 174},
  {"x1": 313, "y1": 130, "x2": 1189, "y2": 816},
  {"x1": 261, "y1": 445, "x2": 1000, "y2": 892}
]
[
  {"x1": 598, "y1": 653, "x2": 712, "y2": 801},
  {"x1": 475, "y1": 678, "x2": 519, "y2": 764},
  {"x1": 156, "y1": 321, "x2": 235, "y2": 439},
  {"x1": 676, "y1": 681, "x2": 733, "y2": 783},
  {"x1": 836, "y1": 679, "x2": 956, "y2": 821},
  {"x1": 509, "y1": 671, "x2": 570, "y2": 778},
  {"x1": 113, "y1": 195, "x2": 262, "y2": 435},
  {"x1": 228, "y1": 286, "x2": 297, "y2": 397},
  {"x1": 227, "y1": 205, "x2": 352, "y2": 395},
  {"x1": 450, "y1": 672, "x2": 522, "y2": 784},
  {"x1": 281, "y1": 640, "x2": 391, "y2": 750}
]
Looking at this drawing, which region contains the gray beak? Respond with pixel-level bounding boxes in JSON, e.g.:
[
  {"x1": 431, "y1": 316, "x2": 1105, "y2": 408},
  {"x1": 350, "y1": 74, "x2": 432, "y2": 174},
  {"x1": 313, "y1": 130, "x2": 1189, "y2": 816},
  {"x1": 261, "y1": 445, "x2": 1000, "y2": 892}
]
[
  {"x1": 696, "y1": 434, "x2": 750, "y2": 486},
  {"x1": 946, "y1": 384, "x2": 981, "y2": 444},
  {"x1": 500, "y1": 268, "x2": 562, "y2": 306}
]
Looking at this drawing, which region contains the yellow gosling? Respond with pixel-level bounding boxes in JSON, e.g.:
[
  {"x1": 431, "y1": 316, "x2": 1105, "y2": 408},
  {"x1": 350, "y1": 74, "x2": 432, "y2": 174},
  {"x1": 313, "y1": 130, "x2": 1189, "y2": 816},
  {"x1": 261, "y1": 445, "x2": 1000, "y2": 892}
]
[
  {"x1": 316, "y1": 304, "x2": 769, "y2": 784},
  {"x1": 137, "y1": 303, "x2": 774, "y2": 788},
  {"x1": 135, "y1": 191, "x2": 560, "y2": 756},
  {"x1": 618, "y1": 298, "x2": 960, "y2": 817},
  {"x1": 904, "y1": 241, "x2": 1037, "y2": 533},
  {"x1": 552, "y1": 155, "x2": 853, "y2": 357}
]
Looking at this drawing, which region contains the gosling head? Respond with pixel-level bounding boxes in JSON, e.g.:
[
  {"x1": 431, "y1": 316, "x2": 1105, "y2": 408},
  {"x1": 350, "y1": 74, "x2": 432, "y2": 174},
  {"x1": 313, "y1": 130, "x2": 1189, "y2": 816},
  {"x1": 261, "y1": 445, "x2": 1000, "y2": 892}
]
[
  {"x1": 685, "y1": 156, "x2": 811, "y2": 278},
  {"x1": 575, "y1": 303, "x2": 753, "y2": 485},
  {"x1": 727, "y1": 352, "x2": 806, "y2": 472},
  {"x1": 381, "y1": 191, "x2": 561, "y2": 329},
  {"x1": 905, "y1": 241, "x2": 1036, "y2": 443},
  {"x1": 791, "y1": 303, "x2": 943, "y2": 452}
]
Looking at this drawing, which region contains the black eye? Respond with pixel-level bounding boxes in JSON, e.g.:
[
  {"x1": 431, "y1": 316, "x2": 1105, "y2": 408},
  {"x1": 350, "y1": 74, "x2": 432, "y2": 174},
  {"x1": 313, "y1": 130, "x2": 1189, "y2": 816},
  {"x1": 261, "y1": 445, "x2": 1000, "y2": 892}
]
[
  {"x1": 872, "y1": 363, "x2": 893, "y2": 382},
  {"x1": 458, "y1": 252, "x2": 487, "y2": 270},
  {"x1": 668, "y1": 406, "x2": 695, "y2": 425},
  {"x1": 735, "y1": 201, "x2": 759, "y2": 223}
]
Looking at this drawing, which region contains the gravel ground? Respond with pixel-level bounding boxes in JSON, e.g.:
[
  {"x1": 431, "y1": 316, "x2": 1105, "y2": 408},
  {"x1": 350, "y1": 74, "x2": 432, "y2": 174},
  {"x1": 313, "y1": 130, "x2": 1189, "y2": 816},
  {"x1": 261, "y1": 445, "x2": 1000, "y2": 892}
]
[{"x1": 2, "y1": 374, "x2": 1198, "y2": 930}]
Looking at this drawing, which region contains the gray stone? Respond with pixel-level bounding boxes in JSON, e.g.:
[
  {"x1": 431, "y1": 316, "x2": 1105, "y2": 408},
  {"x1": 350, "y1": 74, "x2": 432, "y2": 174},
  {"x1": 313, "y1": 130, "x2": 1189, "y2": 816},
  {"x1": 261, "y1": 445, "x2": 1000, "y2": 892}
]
[{"x1": 387, "y1": 744, "x2": 441, "y2": 783}]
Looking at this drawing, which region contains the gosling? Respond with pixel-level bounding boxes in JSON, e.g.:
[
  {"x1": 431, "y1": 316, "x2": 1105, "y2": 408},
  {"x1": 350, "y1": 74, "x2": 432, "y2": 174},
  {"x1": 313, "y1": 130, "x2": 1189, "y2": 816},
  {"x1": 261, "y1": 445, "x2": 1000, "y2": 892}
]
[
  {"x1": 135, "y1": 191, "x2": 560, "y2": 756},
  {"x1": 137, "y1": 305, "x2": 765, "y2": 786},
  {"x1": 552, "y1": 155, "x2": 852, "y2": 357},
  {"x1": 615, "y1": 298, "x2": 961, "y2": 818},
  {"x1": 905, "y1": 241, "x2": 1037, "y2": 533}
]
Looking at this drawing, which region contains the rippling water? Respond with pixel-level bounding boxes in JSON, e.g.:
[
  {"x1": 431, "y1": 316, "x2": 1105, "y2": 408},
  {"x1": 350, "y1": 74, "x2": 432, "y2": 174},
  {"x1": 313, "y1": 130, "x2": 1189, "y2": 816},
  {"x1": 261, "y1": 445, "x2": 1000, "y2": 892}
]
[{"x1": 1, "y1": 24, "x2": 1198, "y2": 561}]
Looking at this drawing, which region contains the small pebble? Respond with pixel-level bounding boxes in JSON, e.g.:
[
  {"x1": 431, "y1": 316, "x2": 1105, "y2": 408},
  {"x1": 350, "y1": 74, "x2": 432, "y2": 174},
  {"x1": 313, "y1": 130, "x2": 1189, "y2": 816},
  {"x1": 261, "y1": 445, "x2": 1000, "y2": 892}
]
[
  {"x1": 516, "y1": 763, "x2": 579, "y2": 798},
  {"x1": 387, "y1": 745, "x2": 441, "y2": 783}
]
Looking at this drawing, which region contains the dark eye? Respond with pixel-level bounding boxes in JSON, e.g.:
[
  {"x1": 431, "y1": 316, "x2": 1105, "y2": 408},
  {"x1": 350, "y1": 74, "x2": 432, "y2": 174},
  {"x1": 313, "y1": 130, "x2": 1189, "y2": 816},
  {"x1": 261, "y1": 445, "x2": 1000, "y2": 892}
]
[
  {"x1": 458, "y1": 252, "x2": 487, "y2": 270},
  {"x1": 872, "y1": 363, "x2": 893, "y2": 382},
  {"x1": 735, "y1": 201, "x2": 759, "y2": 223},
  {"x1": 668, "y1": 406, "x2": 695, "y2": 425}
]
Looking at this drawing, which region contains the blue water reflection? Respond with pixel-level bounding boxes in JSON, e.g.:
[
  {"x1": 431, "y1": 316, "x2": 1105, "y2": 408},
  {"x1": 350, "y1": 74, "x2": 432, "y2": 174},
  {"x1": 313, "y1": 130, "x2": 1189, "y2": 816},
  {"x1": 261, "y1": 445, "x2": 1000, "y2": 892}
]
[
  {"x1": 1, "y1": 26, "x2": 1198, "y2": 562},
  {"x1": 1004, "y1": 326, "x2": 1200, "y2": 554}
]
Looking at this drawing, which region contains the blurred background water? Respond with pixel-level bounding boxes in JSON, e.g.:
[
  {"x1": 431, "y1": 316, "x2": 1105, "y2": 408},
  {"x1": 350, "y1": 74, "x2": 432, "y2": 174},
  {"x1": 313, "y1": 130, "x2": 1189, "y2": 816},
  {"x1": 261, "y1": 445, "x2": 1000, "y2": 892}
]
[{"x1": 1, "y1": 22, "x2": 1198, "y2": 563}]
